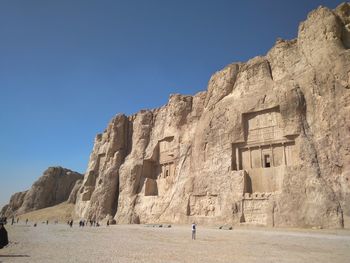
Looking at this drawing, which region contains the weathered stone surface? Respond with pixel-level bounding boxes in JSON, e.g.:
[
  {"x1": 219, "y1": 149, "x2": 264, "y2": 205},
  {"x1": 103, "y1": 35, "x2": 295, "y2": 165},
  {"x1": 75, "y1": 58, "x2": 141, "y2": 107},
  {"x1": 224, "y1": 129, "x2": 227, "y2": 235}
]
[
  {"x1": 67, "y1": 179, "x2": 83, "y2": 204},
  {"x1": 1, "y1": 167, "x2": 82, "y2": 217},
  {"x1": 0, "y1": 205, "x2": 8, "y2": 217},
  {"x1": 74, "y1": 3, "x2": 350, "y2": 228},
  {"x1": 0, "y1": 191, "x2": 27, "y2": 218},
  {"x1": 75, "y1": 114, "x2": 129, "y2": 220}
]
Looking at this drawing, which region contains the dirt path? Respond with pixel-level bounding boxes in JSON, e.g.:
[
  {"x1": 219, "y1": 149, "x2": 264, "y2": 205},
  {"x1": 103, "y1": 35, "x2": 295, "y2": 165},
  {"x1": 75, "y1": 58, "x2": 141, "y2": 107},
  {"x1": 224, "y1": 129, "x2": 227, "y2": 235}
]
[{"x1": 1, "y1": 223, "x2": 349, "y2": 263}]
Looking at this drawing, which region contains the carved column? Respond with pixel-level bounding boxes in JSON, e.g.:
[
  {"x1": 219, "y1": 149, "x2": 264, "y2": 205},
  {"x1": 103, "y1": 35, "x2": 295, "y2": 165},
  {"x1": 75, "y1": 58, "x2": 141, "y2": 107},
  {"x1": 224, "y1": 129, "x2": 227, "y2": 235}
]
[
  {"x1": 282, "y1": 143, "x2": 287, "y2": 165},
  {"x1": 270, "y1": 144, "x2": 274, "y2": 167},
  {"x1": 260, "y1": 146, "x2": 263, "y2": 168},
  {"x1": 236, "y1": 147, "x2": 240, "y2": 170},
  {"x1": 248, "y1": 147, "x2": 252, "y2": 169}
]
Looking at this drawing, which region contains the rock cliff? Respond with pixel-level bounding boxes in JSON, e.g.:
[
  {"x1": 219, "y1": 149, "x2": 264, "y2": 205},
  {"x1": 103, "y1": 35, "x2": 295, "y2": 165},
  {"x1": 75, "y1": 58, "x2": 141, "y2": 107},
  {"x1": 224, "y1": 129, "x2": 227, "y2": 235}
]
[
  {"x1": 1, "y1": 167, "x2": 83, "y2": 217},
  {"x1": 67, "y1": 179, "x2": 83, "y2": 204},
  {"x1": 77, "y1": 3, "x2": 349, "y2": 228}
]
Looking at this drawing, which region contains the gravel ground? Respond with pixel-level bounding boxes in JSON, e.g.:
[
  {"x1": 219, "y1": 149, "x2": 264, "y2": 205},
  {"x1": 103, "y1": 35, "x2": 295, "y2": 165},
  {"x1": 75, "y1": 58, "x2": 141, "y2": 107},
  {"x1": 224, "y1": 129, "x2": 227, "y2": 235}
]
[{"x1": 0, "y1": 223, "x2": 350, "y2": 263}]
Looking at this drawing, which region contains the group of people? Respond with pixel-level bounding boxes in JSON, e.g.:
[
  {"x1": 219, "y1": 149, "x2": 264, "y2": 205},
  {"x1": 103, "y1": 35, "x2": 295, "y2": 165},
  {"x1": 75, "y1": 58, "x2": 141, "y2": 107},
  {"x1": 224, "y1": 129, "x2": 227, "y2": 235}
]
[
  {"x1": 9, "y1": 217, "x2": 20, "y2": 225},
  {"x1": 69, "y1": 219, "x2": 101, "y2": 228},
  {"x1": 87, "y1": 219, "x2": 100, "y2": 227}
]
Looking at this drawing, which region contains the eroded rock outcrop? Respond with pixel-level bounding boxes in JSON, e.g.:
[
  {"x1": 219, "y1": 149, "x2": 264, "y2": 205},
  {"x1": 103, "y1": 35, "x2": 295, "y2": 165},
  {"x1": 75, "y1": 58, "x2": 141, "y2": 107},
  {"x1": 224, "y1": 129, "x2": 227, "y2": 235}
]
[
  {"x1": 1, "y1": 167, "x2": 83, "y2": 217},
  {"x1": 67, "y1": 179, "x2": 83, "y2": 204},
  {"x1": 0, "y1": 191, "x2": 28, "y2": 218},
  {"x1": 76, "y1": 3, "x2": 350, "y2": 228}
]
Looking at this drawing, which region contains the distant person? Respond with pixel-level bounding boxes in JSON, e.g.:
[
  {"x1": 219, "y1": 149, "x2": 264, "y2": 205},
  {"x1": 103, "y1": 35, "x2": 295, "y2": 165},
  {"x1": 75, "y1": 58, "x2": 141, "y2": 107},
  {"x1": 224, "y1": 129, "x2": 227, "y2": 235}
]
[
  {"x1": 107, "y1": 220, "x2": 110, "y2": 227},
  {"x1": 191, "y1": 222, "x2": 196, "y2": 240},
  {"x1": 11, "y1": 217, "x2": 14, "y2": 225},
  {"x1": 46, "y1": 220, "x2": 49, "y2": 225},
  {"x1": 17, "y1": 218, "x2": 19, "y2": 224},
  {"x1": 26, "y1": 219, "x2": 28, "y2": 225},
  {"x1": 0, "y1": 223, "x2": 9, "y2": 249},
  {"x1": 69, "y1": 220, "x2": 73, "y2": 228}
]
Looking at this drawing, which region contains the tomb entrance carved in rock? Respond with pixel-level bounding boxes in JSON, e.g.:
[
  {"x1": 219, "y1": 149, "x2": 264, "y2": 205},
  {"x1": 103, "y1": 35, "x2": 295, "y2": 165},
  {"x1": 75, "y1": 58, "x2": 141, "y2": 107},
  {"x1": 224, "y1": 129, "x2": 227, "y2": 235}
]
[
  {"x1": 232, "y1": 106, "x2": 298, "y2": 193},
  {"x1": 140, "y1": 136, "x2": 178, "y2": 196},
  {"x1": 232, "y1": 106, "x2": 299, "y2": 226}
]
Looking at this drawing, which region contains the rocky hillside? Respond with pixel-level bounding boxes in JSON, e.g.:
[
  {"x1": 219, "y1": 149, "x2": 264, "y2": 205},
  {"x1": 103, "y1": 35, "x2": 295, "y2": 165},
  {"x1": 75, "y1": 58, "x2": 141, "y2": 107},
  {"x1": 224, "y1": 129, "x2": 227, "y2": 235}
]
[
  {"x1": 74, "y1": 3, "x2": 350, "y2": 228},
  {"x1": 1, "y1": 167, "x2": 82, "y2": 217}
]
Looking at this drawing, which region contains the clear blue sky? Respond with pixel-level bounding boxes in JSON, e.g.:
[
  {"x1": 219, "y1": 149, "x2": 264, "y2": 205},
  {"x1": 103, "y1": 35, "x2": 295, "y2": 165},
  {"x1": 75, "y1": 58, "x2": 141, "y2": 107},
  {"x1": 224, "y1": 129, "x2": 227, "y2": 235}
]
[{"x1": 0, "y1": 0, "x2": 344, "y2": 207}]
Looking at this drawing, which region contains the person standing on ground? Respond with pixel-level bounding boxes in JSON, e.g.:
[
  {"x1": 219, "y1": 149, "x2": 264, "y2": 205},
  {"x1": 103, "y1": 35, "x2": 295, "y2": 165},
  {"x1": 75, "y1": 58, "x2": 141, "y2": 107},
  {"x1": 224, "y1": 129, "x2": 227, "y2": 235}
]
[
  {"x1": 0, "y1": 223, "x2": 9, "y2": 249},
  {"x1": 191, "y1": 222, "x2": 196, "y2": 240}
]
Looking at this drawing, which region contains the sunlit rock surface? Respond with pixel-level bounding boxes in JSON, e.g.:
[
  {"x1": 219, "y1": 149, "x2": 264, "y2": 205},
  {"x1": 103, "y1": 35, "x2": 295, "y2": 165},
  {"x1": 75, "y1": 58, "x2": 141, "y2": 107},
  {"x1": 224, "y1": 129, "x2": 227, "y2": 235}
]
[
  {"x1": 76, "y1": 3, "x2": 349, "y2": 228},
  {"x1": 1, "y1": 167, "x2": 82, "y2": 217}
]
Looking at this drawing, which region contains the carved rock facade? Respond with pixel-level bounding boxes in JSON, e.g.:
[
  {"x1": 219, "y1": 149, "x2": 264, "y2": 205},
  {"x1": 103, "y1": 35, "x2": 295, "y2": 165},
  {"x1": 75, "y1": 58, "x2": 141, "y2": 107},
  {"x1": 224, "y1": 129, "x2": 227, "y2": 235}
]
[{"x1": 75, "y1": 3, "x2": 350, "y2": 228}]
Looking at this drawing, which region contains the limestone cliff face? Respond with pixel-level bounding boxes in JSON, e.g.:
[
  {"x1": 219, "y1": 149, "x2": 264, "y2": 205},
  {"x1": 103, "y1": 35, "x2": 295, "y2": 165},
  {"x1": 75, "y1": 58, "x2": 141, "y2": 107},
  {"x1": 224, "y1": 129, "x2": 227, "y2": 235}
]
[
  {"x1": 75, "y1": 114, "x2": 130, "y2": 220},
  {"x1": 76, "y1": 3, "x2": 350, "y2": 228},
  {"x1": 0, "y1": 191, "x2": 28, "y2": 218},
  {"x1": 67, "y1": 179, "x2": 83, "y2": 204},
  {"x1": 1, "y1": 167, "x2": 83, "y2": 217}
]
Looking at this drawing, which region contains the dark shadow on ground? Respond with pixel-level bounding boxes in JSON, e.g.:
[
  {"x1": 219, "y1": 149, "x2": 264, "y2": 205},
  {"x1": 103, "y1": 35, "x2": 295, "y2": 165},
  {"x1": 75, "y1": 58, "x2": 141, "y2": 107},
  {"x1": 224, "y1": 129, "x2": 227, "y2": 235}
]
[{"x1": 0, "y1": 255, "x2": 30, "y2": 257}]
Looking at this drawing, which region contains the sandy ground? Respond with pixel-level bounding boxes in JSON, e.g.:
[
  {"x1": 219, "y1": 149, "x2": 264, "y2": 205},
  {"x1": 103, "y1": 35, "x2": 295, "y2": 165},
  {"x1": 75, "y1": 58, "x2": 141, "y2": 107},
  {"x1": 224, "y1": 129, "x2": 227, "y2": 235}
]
[
  {"x1": 0, "y1": 223, "x2": 350, "y2": 263},
  {"x1": 14, "y1": 203, "x2": 75, "y2": 223}
]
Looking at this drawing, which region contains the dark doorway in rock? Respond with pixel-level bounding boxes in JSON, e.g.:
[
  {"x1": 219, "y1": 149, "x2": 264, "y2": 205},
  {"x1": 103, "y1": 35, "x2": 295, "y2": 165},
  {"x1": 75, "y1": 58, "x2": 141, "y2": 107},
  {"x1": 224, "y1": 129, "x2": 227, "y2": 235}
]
[{"x1": 264, "y1": 154, "x2": 271, "y2": 168}]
